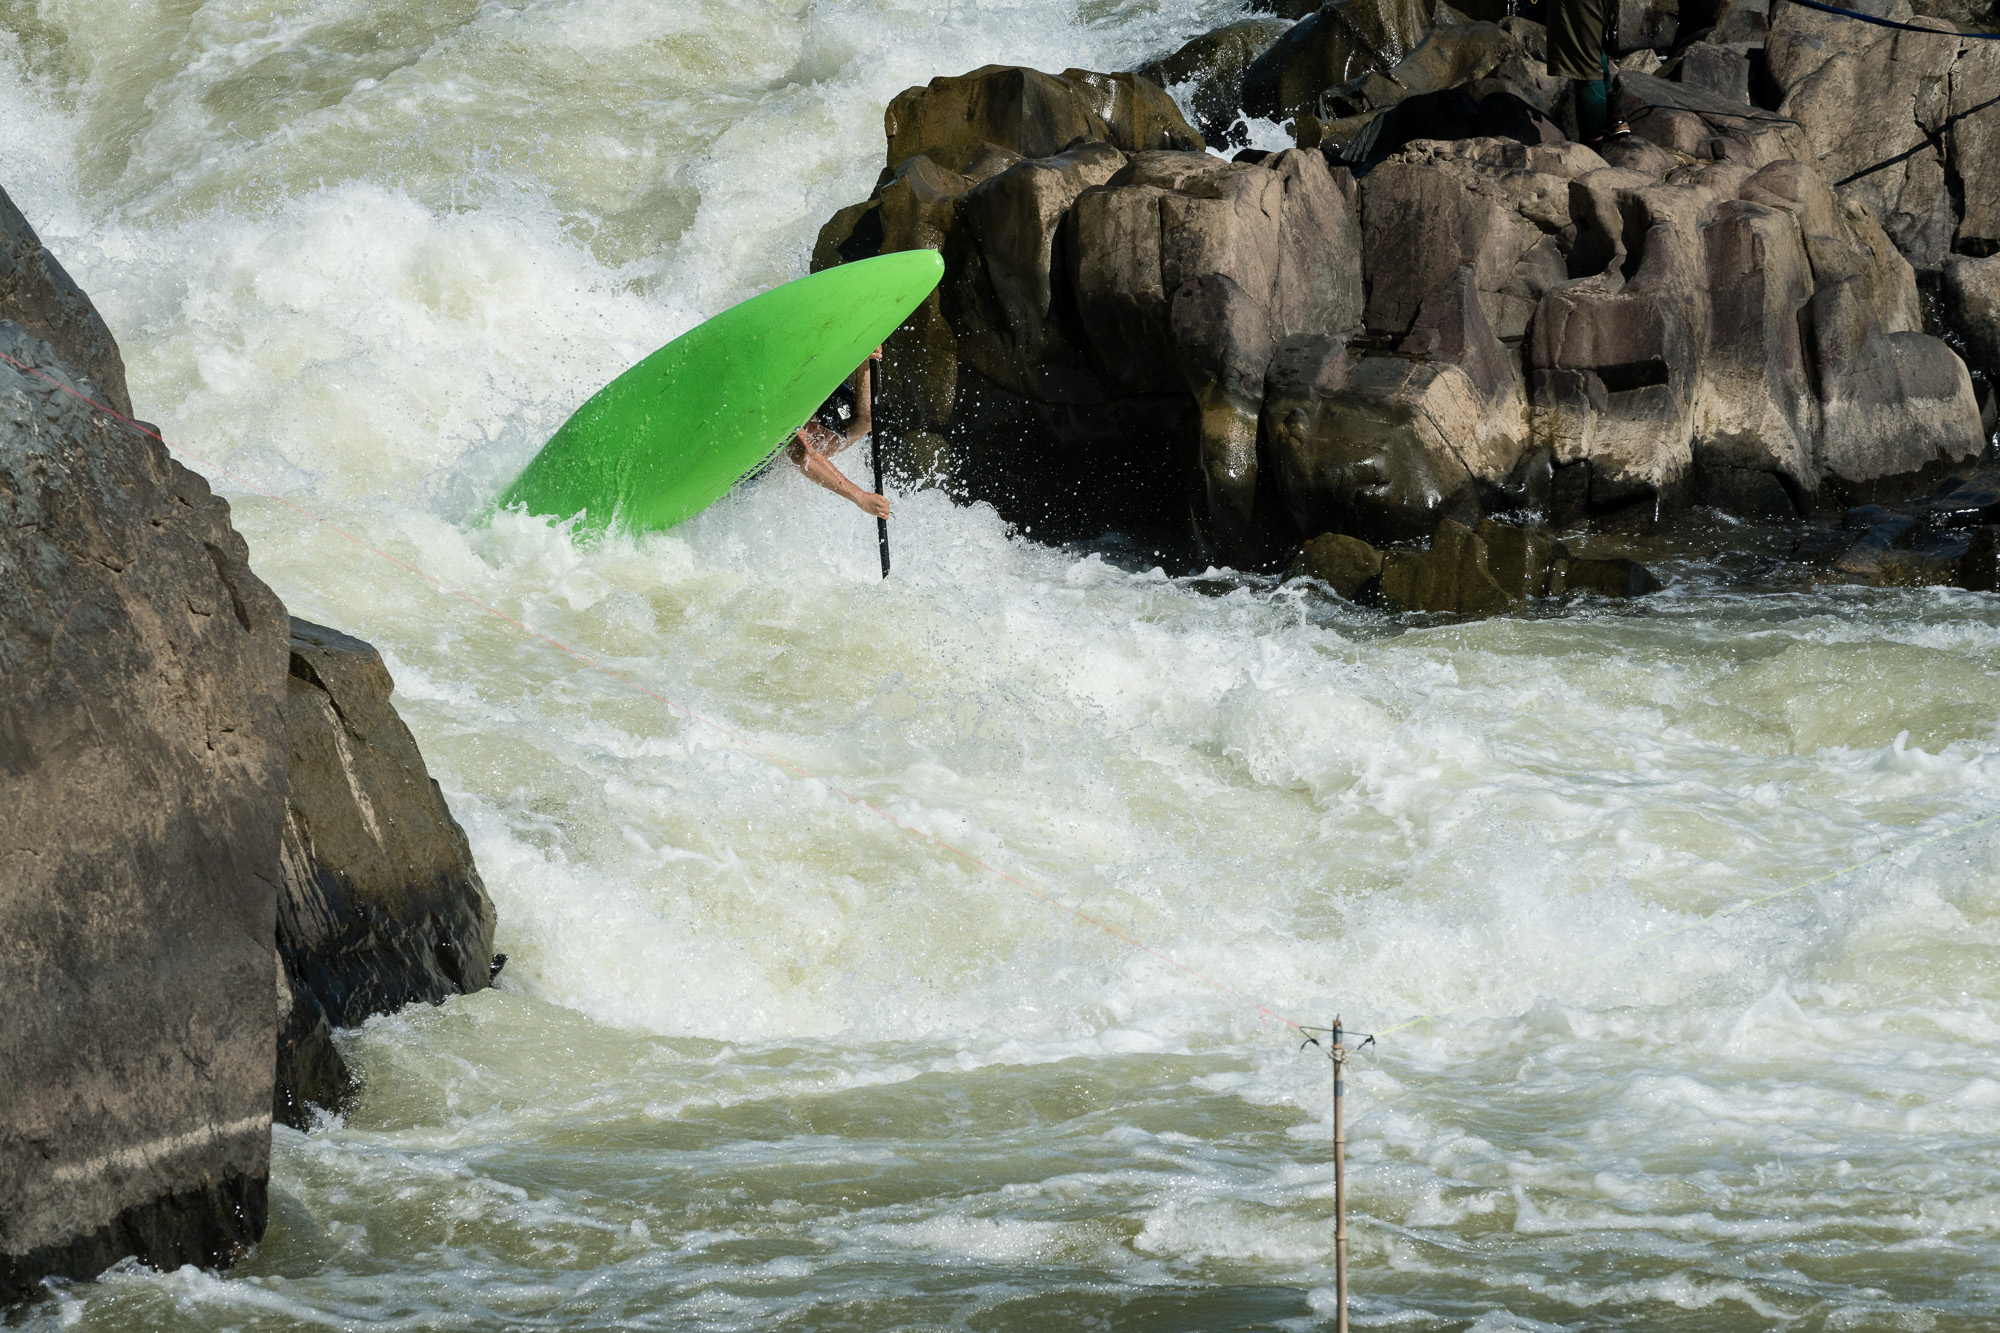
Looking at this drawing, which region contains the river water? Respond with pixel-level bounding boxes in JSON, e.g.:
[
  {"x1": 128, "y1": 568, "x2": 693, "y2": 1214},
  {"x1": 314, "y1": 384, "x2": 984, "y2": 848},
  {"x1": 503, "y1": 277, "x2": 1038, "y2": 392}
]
[{"x1": 6, "y1": 1, "x2": 2000, "y2": 1328}]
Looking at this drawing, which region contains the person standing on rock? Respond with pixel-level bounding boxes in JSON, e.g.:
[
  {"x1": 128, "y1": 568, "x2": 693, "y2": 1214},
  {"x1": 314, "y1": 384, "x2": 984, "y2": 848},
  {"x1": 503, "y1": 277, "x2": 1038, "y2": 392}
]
[
  {"x1": 787, "y1": 346, "x2": 890, "y2": 519},
  {"x1": 1548, "y1": 0, "x2": 1631, "y2": 145}
]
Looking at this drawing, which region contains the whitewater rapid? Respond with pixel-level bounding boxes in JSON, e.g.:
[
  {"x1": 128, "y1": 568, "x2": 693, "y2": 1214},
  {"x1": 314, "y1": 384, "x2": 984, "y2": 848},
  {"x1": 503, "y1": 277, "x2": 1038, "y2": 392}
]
[{"x1": 6, "y1": 1, "x2": 2000, "y2": 1327}]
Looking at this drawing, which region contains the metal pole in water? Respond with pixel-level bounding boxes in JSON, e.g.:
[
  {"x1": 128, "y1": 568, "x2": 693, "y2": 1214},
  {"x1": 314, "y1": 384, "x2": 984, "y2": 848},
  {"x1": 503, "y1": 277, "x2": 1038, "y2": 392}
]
[{"x1": 1333, "y1": 1016, "x2": 1349, "y2": 1333}]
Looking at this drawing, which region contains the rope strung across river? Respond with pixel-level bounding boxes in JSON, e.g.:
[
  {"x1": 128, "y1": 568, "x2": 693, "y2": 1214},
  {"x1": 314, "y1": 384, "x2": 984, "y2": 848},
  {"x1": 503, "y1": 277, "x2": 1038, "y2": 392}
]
[{"x1": 1782, "y1": 0, "x2": 2000, "y2": 38}]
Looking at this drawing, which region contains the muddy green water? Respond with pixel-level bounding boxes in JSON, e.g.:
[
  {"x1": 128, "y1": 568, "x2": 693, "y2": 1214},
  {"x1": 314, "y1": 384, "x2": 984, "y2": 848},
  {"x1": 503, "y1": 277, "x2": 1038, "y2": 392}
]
[{"x1": 4, "y1": 1, "x2": 1999, "y2": 1328}]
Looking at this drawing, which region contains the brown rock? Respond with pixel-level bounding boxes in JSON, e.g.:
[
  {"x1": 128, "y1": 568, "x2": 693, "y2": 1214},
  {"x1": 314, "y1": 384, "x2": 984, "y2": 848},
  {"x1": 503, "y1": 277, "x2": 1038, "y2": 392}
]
[
  {"x1": 1551, "y1": 554, "x2": 1665, "y2": 597},
  {"x1": 883, "y1": 65, "x2": 1201, "y2": 179},
  {"x1": 949, "y1": 139, "x2": 1128, "y2": 402},
  {"x1": 1379, "y1": 518, "x2": 1514, "y2": 614},
  {"x1": 1, "y1": 322, "x2": 287, "y2": 1299},
  {"x1": 1293, "y1": 532, "x2": 1386, "y2": 599},
  {"x1": 1359, "y1": 137, "x2": 1586, "y2": 342},
  {"x1": 1475, "y1": 518, "x2": 1557, "y2": 599},
  {"x1": 275, "y1": 619, "x2": 497, "y2": 1128}
]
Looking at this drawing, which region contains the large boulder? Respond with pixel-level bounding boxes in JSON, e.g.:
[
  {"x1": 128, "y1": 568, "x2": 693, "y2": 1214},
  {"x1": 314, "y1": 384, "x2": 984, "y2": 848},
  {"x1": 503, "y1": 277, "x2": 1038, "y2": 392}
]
[
  {"x1": 1805, "y1": 275, "x2": 1985, "y2": 489},
  {"x1": 275, "y1": 619, "x2": 498, "y2": 1128},
  {"x1": 1768, "y1": 0, "x2": 2000, "y2": 274},
  {"x1": 1, "y1": 313, "x2": 289, "y2": 1300}
]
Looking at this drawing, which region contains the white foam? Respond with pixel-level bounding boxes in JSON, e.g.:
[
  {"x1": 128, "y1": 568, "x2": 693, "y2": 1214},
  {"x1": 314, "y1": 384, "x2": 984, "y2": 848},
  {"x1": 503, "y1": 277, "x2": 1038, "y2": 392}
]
[{"x1": 8, "y1": 0, "x2": 2000, "y2": 1328}]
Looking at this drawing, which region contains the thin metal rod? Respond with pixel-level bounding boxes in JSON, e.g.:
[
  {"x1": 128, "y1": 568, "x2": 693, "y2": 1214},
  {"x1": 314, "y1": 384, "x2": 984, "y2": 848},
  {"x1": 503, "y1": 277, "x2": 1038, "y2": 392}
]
[{"x1": 1333, "y1": 1016, "x2": 1349, "y2": 1333}]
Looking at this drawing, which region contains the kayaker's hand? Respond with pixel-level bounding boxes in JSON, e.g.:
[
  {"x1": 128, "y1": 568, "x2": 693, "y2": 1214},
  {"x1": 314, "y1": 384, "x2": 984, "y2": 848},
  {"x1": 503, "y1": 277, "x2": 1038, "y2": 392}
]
[
  {"x1": 855, "y1": 490, "x2": 890, "y2": 520},
  {"x1": 869, "y1": 345, "x2": 883, "y2": 362}
]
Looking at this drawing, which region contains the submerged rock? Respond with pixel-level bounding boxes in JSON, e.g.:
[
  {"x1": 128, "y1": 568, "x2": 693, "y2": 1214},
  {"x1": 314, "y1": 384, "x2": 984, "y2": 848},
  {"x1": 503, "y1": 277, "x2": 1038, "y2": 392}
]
[
  {"x1": 0, "y1": 310, "x2": 289, "y2": 1298},
  {"x1": 1291, "y1": 515, "x2": 1657, "y2": 614},
  {"x1": 1292, "y1": 530, "x2": 1385, "y2": 598},
  {"x1": 276, "y1": 618, "x2": 498, "y2": 1128}
]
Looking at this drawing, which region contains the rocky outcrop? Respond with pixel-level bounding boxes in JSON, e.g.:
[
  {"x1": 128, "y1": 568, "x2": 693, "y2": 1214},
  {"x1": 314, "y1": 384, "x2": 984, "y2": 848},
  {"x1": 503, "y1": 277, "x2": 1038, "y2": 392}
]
[
  {"x1": 276, "y1": 618, "x2": 498, "y2": 1129},
  {"x1": 2, "y1": 183, "x2": 500, "y2": 1303},
  {"x1": 0, "y1": 312, "x2": 289, "y2": 1299},
  {"x1": 813, "y1": 9, "x2": 1989, "y2": 593},
  {"x1": 817, "y1": 65, "x2": 1353, "y2": 560}
]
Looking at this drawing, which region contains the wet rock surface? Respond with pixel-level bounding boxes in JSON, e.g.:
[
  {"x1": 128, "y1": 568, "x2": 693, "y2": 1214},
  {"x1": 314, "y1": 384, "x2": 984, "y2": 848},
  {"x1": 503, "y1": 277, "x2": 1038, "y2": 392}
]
[
  {"x1": 276, "y1": 619, "x2": 498, "y2": 1129},
  {"x1": 1292, "y1": 516, "x2": 1662, "y2": 614},
  {"x1": 0, "y1": 312, "x2": 288, "y2": 1300}
]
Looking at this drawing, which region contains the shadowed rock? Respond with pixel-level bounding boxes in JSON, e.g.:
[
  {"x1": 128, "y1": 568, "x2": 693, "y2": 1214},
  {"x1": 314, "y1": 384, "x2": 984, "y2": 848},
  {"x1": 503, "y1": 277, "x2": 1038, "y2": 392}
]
[
  {"x1": 276, "y1": 619, "x2": 498, "y2": 1129},
  {"x1": 1141, "y1": 18, "x2": 1295, "y2": 141},
  {"x1": 1243, "y1": 0, "x2": 1446, "y2": 124},
  {"x1": 1292, "y1": 531, "x2": 1386, "y2": 598}
]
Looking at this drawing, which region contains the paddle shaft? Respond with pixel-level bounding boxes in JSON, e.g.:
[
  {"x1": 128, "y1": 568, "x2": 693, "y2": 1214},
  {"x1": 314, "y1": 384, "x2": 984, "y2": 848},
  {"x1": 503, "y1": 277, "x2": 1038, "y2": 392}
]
[{"x1": 870, "y1": 362, "x2": 890, "y2": 579}]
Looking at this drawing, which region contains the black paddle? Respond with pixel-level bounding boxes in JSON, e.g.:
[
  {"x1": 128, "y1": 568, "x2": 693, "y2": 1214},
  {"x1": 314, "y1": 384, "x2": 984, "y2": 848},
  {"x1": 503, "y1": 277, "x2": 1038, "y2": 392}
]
[{"x1": 869, "y1": 356, "x2": 890, "y2": 579}]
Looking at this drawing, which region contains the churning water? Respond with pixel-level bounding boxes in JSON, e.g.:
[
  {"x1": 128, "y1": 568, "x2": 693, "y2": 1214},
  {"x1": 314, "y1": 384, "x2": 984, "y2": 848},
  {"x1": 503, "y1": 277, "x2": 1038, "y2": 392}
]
[{"x1": 6, "y1": 1, "x2": 2000, "y2": 1327}]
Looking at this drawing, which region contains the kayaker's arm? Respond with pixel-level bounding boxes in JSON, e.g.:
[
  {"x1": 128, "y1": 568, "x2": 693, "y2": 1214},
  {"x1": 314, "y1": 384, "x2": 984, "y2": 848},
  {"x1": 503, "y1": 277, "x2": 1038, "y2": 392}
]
[{"x1": 788, "y1": 425, "x2": 890, "y2": 519}]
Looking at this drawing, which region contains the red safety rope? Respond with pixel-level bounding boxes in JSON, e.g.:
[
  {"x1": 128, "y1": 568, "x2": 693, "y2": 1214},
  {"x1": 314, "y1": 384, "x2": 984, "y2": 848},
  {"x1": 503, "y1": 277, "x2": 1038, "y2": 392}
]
[{"x1": 0, "y1": 347, "x2": 1309, "y2": 1035}]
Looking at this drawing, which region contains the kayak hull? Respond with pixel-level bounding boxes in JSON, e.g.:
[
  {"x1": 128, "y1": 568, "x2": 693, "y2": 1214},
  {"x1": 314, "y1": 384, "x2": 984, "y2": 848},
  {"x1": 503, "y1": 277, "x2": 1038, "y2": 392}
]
[{"x1": 499, "y1": 250, "x2": 944, "y2": 533}]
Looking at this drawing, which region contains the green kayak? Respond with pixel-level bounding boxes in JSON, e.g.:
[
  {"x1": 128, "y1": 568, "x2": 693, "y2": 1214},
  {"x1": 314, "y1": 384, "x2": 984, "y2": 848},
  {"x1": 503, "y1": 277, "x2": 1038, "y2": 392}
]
[{"x1": 498, "y1": 249, "x2": 944, "y2": 533}]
